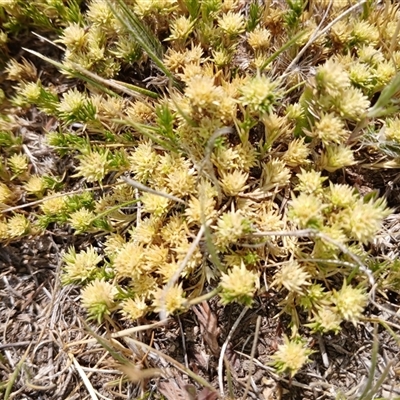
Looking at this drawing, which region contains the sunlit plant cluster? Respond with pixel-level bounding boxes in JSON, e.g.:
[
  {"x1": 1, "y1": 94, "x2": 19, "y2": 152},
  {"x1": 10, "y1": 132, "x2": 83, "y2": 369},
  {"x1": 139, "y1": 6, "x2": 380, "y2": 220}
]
[{"x1": 1, "y1": 0, "x2": 400, "y2": 378}]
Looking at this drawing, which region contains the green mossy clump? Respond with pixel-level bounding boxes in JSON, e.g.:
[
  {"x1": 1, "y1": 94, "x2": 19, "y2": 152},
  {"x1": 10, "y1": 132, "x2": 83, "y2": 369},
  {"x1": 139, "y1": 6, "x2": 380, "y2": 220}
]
[{"x1": 1, "y1": 0, "x2": 400, "y2": 379}]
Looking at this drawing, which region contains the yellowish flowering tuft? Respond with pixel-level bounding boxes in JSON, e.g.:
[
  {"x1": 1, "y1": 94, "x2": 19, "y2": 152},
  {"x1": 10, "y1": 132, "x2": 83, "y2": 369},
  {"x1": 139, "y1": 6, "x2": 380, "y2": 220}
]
[
  {"x1": 86, "y1": 0, "x2": 117, "y2": 30},
  {"x1": 134, "y1": 0, "x2": 177, "y2": 17},
  {"x1": 164, "y1": 164, "x2": 196, "y2": 197},
  {"x1": 129, "y1": 142, "x2": 159, "y2": 183},
  {"x1": 130, "y1": 217, "x2": 159, "y2": 245},
  {"x1": 74, "y1": 150, "x2": 111, "y2": 183},
  {"x1": 319, "y1": 145, "x2": 355, "y2": 172},
  {"x1": 351, "y1": 20, "x2": 379, "y2": 46},
  {"x1": 125, "y1": 100, "x2": 155, "y2": 124},
  {"x1": 41, "y1": 194, "x2": 67, "y2": 215},
  {"x1": 130, "y1": 274, "x2": 158, "y2": 298},
  {"x1": 141, "y1": 192, "x2": 170, "y2": 218},
  {"x1": 261, "y1": 159, "x2": 291, "y2": 192},
  {"x1": 68, "y1": 208, "x2": 95, "y2": 233},
  {"x1": 384, "y1": 117, "x2": 400, "y2": 143},
  {"x1": 168, "y1": 15, "x2": 194, "y2": 41},
  {"x1": 315, "y1": 59, "x2": 350, "y2": 96},
  {"x1": 218, "y1": 11, "x2": 245, "y2": 37},
  {"x1": 288, "y1": 193, "x2": 326, "y2": 228},
  {"x1": 270, "y1": 336, "x2": 313, "y2": 377},
  {"x1": 160, "y1": 214, "x2": 187, "y2": 246},
  {"x1": 272, "y1": 261, "x2": 311, "y2": 295},
  {"x1": 332, "y1": 281, "x2": 367, "y2": 325},
  {"x1": 338, "y1": 197, "x2": 391, "y2": 243},
  {"x1": 219, "y1": 262, "x2": 259, "y2": 306},
  {"x1": 62, "y1": 246, "x2": 103, "y2": 284},
  {"x1": 7, "y1": 214, "x2": 30, "y2": 238},
  {"x1": 282, "y1": 138, "x2": 310, "y2": 167},
  {"x1": 247, "y1": 27, "x2": 271, "y2": 50},
  {"x1": 19, "y1": 81, "x2": 42, "y2": 103},
  {"x1": 8, "y1": 153, "x2": 28, "y2": 176},
  {"x1": 120, "y1": 297, "x2": 148, "y2": 321},
  {"x1": 311, "y1": 113, "x2": 349, "y2": 145},
  {"x1": 220, "y1": 170, "x2": 249, "y2": 196},
  {"x1": 5, "y1": 58, "x2": 37, "y2": 81},
  {"x1": 24, "y1": 175, "x2": 46, "y2": 197},
  {"x1": 152, "y1": 283, "x2": 186, "y2": 317},
  {"x1": 142, "y1": 244, "x2": 169, "y2": 272},
  {"x1": 0, "y1": 183, "x2": 12, "y2": 204},
  {"x1": 80, "y1": 278, "x2": 117, "y2": 323},
  {"x1": 307, "y1": 306, "x2": 342, "y2": 334},
  {"x1": 348, "y1": 62, "x2": 374, "y2": 90},
  {"x1": 239, "y1": 75, "x2": 279, "y2": 114},
  {"x1": 336, "y1": 87, "x2": 370, "y2": 120},
  {"x1": 214, "y1": 209, "x2": 252, "y2": 250},
  {"x1": 212, "y1": 48, "x2": 232, "y2": 68},
  {"x1": 113, "y1": 242, "x2": 144, "y2": 280},
  {"x1": 185, "y1": 194, "x2": 217, "y2": 226},
  {"x1": 295, "y1": 169, "x2": 326, "y2": 195},
  {"x1": 328, "y1": 183, "x2": 358, "y2": 208},
  {"x1": 0, "y1": 220, "x2": 8, "y2": 240},
  {"x1": 103, "y1": 234, "x2": 126, "y2": 257},
  {"x1": 57, "y1": 89, "x2": 88, "y2": 116},
  {"x1": 185, "y1": 75, "x2": 225, "y2": 117},
  {"x1": 59, "y1": 23, "x2": 87, "y2": 51}
]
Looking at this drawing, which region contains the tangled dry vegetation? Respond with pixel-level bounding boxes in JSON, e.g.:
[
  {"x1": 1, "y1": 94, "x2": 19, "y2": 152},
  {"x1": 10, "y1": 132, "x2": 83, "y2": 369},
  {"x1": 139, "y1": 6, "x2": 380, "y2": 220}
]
[{"x1": 1, "y1": 0, "x2": 400, "y2": 399}]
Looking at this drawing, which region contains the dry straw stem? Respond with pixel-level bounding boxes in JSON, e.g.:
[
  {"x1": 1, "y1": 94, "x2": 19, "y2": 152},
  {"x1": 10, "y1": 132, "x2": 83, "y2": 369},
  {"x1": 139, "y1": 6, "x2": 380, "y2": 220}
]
[
  {"x1": 85, "y1": 326, "x2": 217, "y2": 393},
  {"x1": 218, "y1": 306, "x2": 249, "y2": 397},
  {"x1": 252, "y1": 228, "x2": 376, "y2": 288},
  {"x1": 241, "y1": 315, "x2": 262, "y2": 400},
  {"x1": 1, "y1": 182, "x2": 123, "y2": 214},
  {"x1": 69, "y1": 353, "x2": 99, "y2": 400}
]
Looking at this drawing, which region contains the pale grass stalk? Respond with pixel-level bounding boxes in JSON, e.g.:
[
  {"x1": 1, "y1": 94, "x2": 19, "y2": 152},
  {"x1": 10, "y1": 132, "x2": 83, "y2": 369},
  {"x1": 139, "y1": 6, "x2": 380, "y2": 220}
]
[
  {"x1": 69, "y1": 354, "x2": 99, "y2": 400},
  {"x1": 241, "y1": 315, "x2": 261, "y2": 400},
  {"x1": 218, "y1": 306, "x2": 248, "y2": 397}
]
